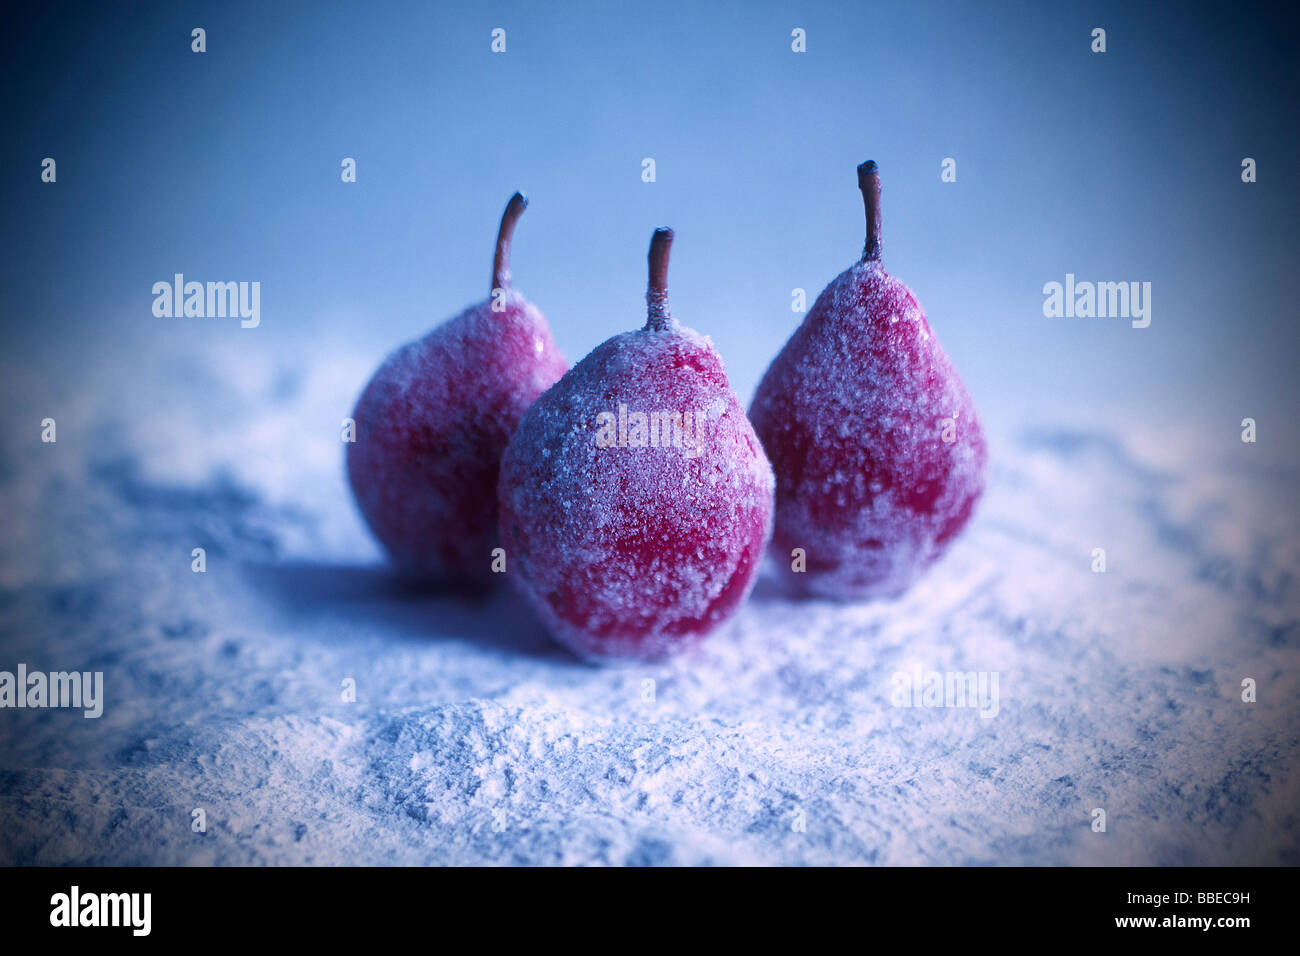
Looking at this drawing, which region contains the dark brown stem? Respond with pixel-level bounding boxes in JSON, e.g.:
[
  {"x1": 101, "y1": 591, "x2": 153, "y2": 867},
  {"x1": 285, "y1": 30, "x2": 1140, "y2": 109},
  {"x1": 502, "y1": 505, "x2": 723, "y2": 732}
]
[
  {"x1": 858, "y1": 161, "x2": 882, "y2": 262},
  {"x1": 645, "y1": 227, "x2": 675, "y2": 330},
  {"x1": 491, "y1": 192, "x2": 527, "y2": 294}
]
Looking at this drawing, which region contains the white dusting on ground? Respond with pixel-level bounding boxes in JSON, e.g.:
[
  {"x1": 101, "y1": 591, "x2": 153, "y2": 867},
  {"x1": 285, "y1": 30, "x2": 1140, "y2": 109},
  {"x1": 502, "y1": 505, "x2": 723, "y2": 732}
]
[{"x1": 0, "y1": 343, "x2": 1296, "y2": 865}]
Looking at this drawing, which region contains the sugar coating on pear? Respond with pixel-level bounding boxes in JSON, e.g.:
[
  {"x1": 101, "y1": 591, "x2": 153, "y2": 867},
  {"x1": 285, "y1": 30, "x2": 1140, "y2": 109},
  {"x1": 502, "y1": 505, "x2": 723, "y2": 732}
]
[
  {"x1": 348, "y1": 193, "x2": 567, "y2": 583},
  {"x1": 498, "y1": 229, "x2": 775, "y2": 661},
  {"x1": 750, "y1": 162, "x2": 987, "y2": 600}
]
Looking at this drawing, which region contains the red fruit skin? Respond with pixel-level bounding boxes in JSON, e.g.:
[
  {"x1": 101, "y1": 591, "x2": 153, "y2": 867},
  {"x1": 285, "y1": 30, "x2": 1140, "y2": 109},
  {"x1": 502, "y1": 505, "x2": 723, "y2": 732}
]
[
  {"x1": 347, "y1": 293, "x2": 567, "y2": 582},
  {"x1": 749, "y1": 261, "x2": 987, "y2": 600},
  {"x1": 498, "y1": 326, "x2": 774, "y2": 661}
]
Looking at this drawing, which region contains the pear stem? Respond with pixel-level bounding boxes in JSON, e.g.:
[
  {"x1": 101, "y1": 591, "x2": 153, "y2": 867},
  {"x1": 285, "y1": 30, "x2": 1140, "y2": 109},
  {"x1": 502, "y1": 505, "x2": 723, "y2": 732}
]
[
  {"x1": 645, "y1": 227, "x2": 675, "y2": 330},
  {"x1": 858, "y1": 161, "x2": 882, "y2": 263},
  {"x1": 491, "y1": 192, "x2": 527, "y2": 295}
]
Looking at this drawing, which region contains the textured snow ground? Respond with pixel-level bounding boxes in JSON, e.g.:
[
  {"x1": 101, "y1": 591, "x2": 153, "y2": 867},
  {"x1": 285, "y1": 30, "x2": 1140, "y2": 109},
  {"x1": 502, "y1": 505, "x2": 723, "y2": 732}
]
[{"x1": 1, "y1": 343, "x2": 1297, "y2": 866}]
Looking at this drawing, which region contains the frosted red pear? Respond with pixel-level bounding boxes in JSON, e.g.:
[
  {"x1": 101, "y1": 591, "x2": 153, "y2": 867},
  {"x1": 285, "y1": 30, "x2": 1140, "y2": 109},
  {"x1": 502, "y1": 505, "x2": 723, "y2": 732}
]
[
  {"x1": 348, "y1": 193, "x2": 567, "y2": 583},
  {"x1": 498, "y1": 229, "x2": 774, "y2": 660},
  {"x1": 750, "y1": 162, "x2": 987, "y2": 599}
]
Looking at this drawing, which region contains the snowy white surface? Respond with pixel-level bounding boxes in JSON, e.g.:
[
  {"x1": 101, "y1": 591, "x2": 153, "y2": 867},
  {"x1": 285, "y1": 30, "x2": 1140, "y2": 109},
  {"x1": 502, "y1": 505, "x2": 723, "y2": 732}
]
[{"x1": 1, "y1": 343, "x2": 1297, "y2": 866}]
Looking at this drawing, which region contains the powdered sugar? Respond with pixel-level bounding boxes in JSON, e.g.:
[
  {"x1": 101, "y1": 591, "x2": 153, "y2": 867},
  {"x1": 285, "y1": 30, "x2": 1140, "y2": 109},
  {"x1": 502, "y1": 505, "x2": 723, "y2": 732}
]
[{"x1": 1, "y1": 340, "x2": 1295, "y2": 865}]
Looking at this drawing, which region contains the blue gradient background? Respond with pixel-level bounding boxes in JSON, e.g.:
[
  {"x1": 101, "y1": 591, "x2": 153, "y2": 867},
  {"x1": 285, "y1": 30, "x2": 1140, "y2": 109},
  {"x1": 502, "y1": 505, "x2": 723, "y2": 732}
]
[{"x1": 3, "y1": 0, "x2": 1297, "y2": 436}]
